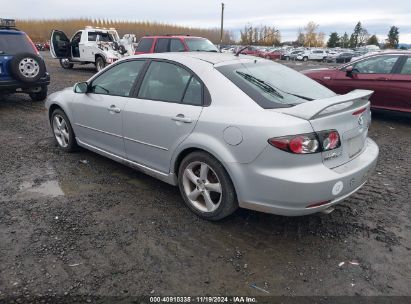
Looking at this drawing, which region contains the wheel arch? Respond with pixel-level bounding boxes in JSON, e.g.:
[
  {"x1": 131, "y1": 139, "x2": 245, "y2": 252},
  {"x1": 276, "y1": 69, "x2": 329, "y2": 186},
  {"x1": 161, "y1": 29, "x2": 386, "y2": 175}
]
[{"x1": 171, "y1": 145, "x2": 240, "y2": 200}]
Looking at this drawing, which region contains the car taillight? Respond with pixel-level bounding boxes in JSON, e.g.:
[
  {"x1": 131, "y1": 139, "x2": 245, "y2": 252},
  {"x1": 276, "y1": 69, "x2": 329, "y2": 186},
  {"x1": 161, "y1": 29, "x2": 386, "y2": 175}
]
[
  {"x1": 269, "y1": 133, "x2": 320, "y2": 154},
  {"x1": 268, "y1": 130, "x2": 340, "y2": 154},
  {"x1": 317, "y1": 130, "x2": 340, "y2": 151}
]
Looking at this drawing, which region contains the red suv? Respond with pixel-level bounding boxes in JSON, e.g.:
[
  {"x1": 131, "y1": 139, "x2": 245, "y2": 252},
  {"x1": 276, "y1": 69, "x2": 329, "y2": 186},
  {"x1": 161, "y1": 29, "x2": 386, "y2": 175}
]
[{"x1": 134, "y1": 35, "x2": 219, "y2": 54}]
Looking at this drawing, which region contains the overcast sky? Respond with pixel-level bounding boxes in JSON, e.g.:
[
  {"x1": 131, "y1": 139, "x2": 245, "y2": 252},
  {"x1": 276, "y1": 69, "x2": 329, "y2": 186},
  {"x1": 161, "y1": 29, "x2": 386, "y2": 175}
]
[{"x1": 4, "y1": 0, "x2": 411, "y2": 43}]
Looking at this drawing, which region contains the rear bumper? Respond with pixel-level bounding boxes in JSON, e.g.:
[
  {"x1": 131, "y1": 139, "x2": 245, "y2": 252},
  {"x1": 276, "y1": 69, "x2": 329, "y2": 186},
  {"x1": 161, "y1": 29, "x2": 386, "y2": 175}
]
[
  {"x1": 0, "y1": 74, "x2": 50, "y2": 91},
  {"x1": 227, "y1": 138, "x2": 379, "y2": 216}
]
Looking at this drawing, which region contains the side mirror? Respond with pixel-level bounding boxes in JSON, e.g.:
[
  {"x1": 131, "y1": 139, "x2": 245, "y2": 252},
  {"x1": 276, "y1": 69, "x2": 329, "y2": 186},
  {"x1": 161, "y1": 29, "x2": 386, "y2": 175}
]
[
  {"x1": 345, "y1": 66, "x2": 355, "y2": 77},
  {"x1": 74, "y1": 82, "x2": 89, "y2": 94}
]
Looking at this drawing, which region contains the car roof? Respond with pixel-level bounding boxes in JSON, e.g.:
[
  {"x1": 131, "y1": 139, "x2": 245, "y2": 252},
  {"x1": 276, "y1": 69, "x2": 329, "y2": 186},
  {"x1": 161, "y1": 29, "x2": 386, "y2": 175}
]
[
  {"x1": 142, "y1": 35, "x2": 205, "y2": 39},
  {"x1": 0, "y1": 29, "x2": 24, "y2": 34},
  {"x1": 132, "y1": 52, "x2": 256, "y2": 65}
]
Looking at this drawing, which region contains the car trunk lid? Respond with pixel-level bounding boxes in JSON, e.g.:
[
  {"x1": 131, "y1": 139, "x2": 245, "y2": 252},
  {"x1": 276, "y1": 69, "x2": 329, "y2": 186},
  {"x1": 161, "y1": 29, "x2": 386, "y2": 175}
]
[{"x1": 273, "y1": 89, "x2": 373, "y2": 168}]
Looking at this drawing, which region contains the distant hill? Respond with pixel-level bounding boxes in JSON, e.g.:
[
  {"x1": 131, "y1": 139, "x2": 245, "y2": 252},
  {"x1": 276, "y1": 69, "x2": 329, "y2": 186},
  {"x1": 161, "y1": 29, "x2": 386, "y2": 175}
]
[{"x1": 398, "y1": 43, "x2": 411, "y2": 49}]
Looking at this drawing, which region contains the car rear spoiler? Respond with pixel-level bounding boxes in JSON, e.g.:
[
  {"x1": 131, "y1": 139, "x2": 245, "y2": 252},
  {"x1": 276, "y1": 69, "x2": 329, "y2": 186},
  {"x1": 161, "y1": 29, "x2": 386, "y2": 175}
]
[{"x1": 274, "y1": 89, "x2": 373, "y2": 120}]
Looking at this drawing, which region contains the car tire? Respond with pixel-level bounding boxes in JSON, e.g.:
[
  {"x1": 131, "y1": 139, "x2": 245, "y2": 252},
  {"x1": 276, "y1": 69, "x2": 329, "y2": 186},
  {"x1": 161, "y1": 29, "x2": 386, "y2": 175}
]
[
  {"x1": 29, "y1": 86, "x2": 47, "y2": 102},
  {"x1": 50, "y1": 109, "x2": 77, "y2": 152},
  {"x1": 178, "y1": 151, "x2": 238, "y2": 221},
  {"x1": 9, "y1": 53, "x2": 46, "y2": 83},
  {"x1": 95, "y1": 56, "x2": 106, "y2": 72},
  {"x1": 59, "y1": 58, "x2": 74, "y2": 69},
  {"x1": 303, "y1": 57, "x2": 308, "y2": 62}
]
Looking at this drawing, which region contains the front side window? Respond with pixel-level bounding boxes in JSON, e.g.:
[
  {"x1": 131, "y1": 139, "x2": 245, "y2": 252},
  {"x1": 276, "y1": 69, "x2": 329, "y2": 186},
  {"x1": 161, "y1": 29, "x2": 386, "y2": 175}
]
[
  {"x1": 72, "y1": 31, "x2": 82, "y2": 43},
  {"x1": 217, "y1": 61, "x2": 335, "y2": 109},
  {"x1": 400, "y1": 57, "x2": 411, "y2": 75},
  {"x1": 185, "y1": 38, "x2": 218, "y2": 52},
  {"x1": 154, "y1": 38, "x2": 169, "y2": 53},
  {"x1": 170, "y1": 39, "x2": 185, "y2": 52},
  {"x1": 353, "y1": 55, "x2": 399, "y2": 74},
  {"x1": 136, "y1": 38, "x2": 153, "y2": 52},
  {"x1": 90, "y1": 60, "x2": 146, "y2": 97},
  {"x1": 138, "y1": 61, "x2": 193, "y2": 103}
]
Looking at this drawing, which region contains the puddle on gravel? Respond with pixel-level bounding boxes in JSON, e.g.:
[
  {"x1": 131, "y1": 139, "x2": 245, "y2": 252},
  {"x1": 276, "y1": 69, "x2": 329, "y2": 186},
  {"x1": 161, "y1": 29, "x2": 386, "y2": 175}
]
[{"x1": 19, "y1": 180, "x2": 64, "y2": 197}]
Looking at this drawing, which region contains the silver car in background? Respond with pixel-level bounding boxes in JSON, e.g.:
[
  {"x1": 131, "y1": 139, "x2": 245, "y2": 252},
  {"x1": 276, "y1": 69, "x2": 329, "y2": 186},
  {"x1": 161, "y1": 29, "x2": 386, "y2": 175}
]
[{"x1": 46, "y1": 53, "x2": 379, "y2": 220}]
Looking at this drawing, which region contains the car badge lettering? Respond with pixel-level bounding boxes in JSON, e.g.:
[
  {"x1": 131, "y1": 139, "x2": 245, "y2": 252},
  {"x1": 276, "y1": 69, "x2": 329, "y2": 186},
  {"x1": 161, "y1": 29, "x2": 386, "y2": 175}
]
[
  {"x1": 324, "y1": 150, "x2": 342, "y2": 161},
  {"x1": 358, "y1": 114, "x2": 364, "y2": 127}
]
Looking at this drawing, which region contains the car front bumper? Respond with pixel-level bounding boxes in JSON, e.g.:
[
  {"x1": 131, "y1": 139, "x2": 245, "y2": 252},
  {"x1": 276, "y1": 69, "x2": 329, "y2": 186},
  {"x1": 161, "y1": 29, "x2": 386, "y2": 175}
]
[{"x1": 226, "y1": 138, "x2": 379, "y2": 216}]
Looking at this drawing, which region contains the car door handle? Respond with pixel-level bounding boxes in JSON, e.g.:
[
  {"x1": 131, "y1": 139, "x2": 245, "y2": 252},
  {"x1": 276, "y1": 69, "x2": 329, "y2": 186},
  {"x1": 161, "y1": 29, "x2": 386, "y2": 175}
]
[
  {"x1": 376, "y1": 77, "x2": 388, "y2": 81},
  {"x1": 107, "y1": 105, "x2": 121, "y2": 113},
  {"x1": 172, "y1": 114, "x2": 192, "y2": 123}
]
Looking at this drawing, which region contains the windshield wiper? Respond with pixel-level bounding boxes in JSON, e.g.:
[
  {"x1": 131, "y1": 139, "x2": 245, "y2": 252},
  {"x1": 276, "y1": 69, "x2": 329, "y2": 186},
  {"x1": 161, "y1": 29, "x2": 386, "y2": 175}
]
[
  {"x1": 285, "y1": 92, "x2": 313, "y2": 101},
  {"x1": 236, "y1": 71, "x2": 314, "y2": 101},
  {"x1": 236, "y1": 71, "x2": 284, "y2": 99}
]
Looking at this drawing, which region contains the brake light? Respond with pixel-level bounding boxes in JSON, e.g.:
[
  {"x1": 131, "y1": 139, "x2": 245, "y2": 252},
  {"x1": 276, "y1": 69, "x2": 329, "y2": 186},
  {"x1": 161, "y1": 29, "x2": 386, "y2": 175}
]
[
  {"x1": 352, "y1": 108, "x2": 366, "y2": 115},
  {"x1": 25, "y1": 34, "x2": 39, "y2": 55},
  {"x1": 269, "y1": 133, "x2": 320, "y2": 154},
  {"x1": 319, "y1": 130, "x2": 340, "y2": 151},
  {"x1": 269, "y1": 130, "x2": 340, "y2": 154}
]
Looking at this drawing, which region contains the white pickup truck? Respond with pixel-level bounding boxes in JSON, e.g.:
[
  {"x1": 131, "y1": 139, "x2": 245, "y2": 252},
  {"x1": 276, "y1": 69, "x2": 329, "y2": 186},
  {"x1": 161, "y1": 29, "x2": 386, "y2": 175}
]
[
  {"x1": 50, "y1": 27, "x2": 136, "y2": 72},
  {"x1": 297, "y1": 49, "x2": 328, "y2": 62}
]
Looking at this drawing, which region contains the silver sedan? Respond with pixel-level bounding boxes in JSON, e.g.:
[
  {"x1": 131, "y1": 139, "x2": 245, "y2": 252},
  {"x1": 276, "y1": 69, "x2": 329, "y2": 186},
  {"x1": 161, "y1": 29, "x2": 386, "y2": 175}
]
[{"x1": 46, "y1": 53, "x2": 379, "y2": 220}]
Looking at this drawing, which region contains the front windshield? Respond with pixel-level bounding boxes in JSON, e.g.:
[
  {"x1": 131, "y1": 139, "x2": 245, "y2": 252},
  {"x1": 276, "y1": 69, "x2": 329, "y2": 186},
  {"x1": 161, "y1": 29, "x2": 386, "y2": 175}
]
[
  {"x1": 216, "y1": 60, "x2": 336, "y2": 109},
  {"x1": 185, "y1": 38, "x2": 219, "y2": 52}
]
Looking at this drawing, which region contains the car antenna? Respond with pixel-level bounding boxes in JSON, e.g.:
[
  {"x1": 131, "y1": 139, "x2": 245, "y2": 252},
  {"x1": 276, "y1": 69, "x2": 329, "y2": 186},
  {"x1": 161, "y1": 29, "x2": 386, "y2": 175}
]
[{"x1": 235, "y1": 29, "x2": 280, "y2": 57}]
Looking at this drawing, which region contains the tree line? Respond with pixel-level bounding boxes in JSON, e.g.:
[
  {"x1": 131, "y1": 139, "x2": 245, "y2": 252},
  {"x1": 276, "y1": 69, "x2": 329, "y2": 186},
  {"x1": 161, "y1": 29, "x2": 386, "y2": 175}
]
[
  {"x1": 326, "y1": 22, "x2": 400, "y2": 49},
  {"x1": 15, "y1": 18, "x2": 233, "y2": 44}
]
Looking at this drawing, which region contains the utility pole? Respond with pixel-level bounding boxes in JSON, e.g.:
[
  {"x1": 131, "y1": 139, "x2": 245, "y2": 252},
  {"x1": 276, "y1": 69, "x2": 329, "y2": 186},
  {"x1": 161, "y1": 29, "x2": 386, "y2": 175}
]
[{"x1": 220, "y1": 2, "x2": 224, "y2": 48}]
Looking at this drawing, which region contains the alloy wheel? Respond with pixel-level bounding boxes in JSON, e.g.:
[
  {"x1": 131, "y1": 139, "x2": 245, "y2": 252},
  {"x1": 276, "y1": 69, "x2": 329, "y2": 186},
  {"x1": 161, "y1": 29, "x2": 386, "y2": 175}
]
[
  {"x1": 52, "y1": 114, "x2": 70, "y2": 148},
  {"x1": 182, "y1": 161, "x2": 222, "y2": 213}
]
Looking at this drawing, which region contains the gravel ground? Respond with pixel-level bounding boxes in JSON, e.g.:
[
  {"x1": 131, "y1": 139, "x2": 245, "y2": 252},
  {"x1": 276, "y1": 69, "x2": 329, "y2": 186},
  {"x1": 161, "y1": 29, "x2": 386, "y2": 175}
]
[{"x1": 0, "y1": 52, "x2": 410, "y2": 300}]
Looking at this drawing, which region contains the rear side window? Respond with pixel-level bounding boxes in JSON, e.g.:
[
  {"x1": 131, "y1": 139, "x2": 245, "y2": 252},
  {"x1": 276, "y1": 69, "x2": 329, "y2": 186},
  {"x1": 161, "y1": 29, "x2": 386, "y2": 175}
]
[
  {"x1": 154, "y1": 38, "x2": 169, "y2": 53},
  {"x1": 136, "y1": 38, "x2": 153, "y2": 52},
  {"x1": 138, "y1": 61, "x2": 192, "y2": 103},
  {"x1": 182, "y1": 77, "x2": 202, "y2": 106},
  {"x1": 170, "y1": 39, "x2": 185, "y2": 52},
  {"x1": 0, "y1": 33, "x2": 35, "y2": 55},
  {"x1": 400, "y1": 57, "x2": 411, "y2": 75}
]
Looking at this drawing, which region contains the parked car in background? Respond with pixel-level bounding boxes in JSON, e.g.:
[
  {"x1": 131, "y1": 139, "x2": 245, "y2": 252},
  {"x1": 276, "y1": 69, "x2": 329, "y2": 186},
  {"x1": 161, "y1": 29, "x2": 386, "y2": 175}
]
[
  {"x1": 46, "y1": 52, "x2": 378, "y2": 220},
  {"x1": 282, "y1": 50, "x2": 303, "y2": 60},
  {"x1": 134, "y1": 35, "x2": 219, "y2": 54},
  {"x1": 303, "y1": 52, "x2": 411, "y2": 113},
  {"x1": 0, "y1": 18, "x2": 50, "y2": 101},
  {"x1": 50, "y1": 26, "x2": 135, "y2": 72},
  {"x1": 335, "y1": 52, "x2": 355, "y2": 63},
  {"x1": 325, "y1": 51, "x2": 340, "y2": 62},
  {"x1": 238, "y1": 45, "x2": 260, "y2": 56},
  {"x1": 259, "y1": 49, "x2": 282, "y2": 60},
  {"x1": 297, "y1": 49, "x2": 328, "y2": 62}
]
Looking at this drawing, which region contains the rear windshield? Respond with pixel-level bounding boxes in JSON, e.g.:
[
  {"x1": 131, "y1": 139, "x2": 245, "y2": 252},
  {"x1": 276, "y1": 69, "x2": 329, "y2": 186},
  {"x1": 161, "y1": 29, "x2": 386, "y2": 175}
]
[
  {"x1": 0, "y1": 32, "x2": 35, "y2": 55},
  {"x1": 88, "y1": 32, "x2": 114, "y2": 42},
  {"x1": 185, "y1": 38, "x2": 219, "y2": 52},
  {"x1": 216, "y1": 61, "x2": 336, "y2": 109},
  {"x1": 136, "y1": 38, "x2": 154, "y2": 52}
]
